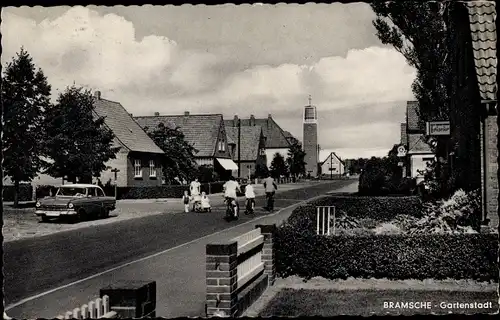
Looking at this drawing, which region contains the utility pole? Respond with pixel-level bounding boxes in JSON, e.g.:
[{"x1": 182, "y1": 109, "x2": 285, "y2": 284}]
[
  {"x1": 237, "y1": 118, "x2": 241, "y2": 178},
  {"x1": 330, "y1": 153, "x2": 333, "y2": 180}
]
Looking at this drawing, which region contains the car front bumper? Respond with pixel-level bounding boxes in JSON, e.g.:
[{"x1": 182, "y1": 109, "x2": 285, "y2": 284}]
[{"x1": 35, "y1": 209, "x2": 78, "y2": 217}]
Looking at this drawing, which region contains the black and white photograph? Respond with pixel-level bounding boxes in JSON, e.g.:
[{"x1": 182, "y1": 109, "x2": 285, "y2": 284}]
[{"x1": 1, "y1": 1, "x2": 498, "y2": 318}]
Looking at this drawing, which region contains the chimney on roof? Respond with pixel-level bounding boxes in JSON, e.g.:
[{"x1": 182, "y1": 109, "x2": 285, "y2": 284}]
[
  {"x1": 129, "y1": 113, "x2": 133, "y2": 117},
  {"x1": 184, "y1": 111, "x2": 190, "y2": 116},
  {"x1": 94, "y1": 91, "x2": 101, "y2": 100},
  {"x1": 154, "y1": 112, "x2": 160, "y2": 116},
  {"x1": 268, "y1": 113, "x2": 272, "y2": 119},
  {"x1": 233, "y1": 115, "x2": 239, "y2": 127},
  {"x1": 250, "y1": 114, "x2": 255, "y2": 126}
]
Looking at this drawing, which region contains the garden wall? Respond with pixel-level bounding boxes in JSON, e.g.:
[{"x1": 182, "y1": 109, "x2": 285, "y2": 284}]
[{"x1": 275, "y1": 227, "x2": 498, "y2": 282}]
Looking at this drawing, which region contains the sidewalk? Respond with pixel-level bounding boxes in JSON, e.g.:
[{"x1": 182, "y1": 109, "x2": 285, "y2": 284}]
[{"x1": 117, "y1": 180, "x2": 325, "y2": 203}]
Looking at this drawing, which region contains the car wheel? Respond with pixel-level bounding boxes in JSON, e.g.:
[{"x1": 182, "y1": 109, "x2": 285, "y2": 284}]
[
  {"x1": 74, "y1": 209, "x2": 85, "y2": 223},
  {"x1": 41, "y1": 216, "x2": 50, "y2": 223},
  {"x1": 103, "y1": 208, "x2": 110, "y2": 219}
]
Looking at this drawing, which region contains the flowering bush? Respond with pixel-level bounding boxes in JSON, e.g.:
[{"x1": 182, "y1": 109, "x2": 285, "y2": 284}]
[
  {"x1": 408, "y1": 189, "x2": 481, "y2": 234},
  {"x1": 373, "y1": 222, "x2": 402, "y2": 235}
]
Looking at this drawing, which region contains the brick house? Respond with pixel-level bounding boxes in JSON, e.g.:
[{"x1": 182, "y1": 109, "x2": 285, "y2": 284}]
[
  {"x1": 402, "y1": 101, "x2": 435, "y2": 184},
  {"x1": 134, "y1": 112, "x2": 238, "y2": 180},
  {"x1": 226, "y1": 125, "x2": 267, "y2": 178},
  {"x1": 92, "y1": 92, "x2": 165, "y2": 187},
  {"x1": 3, "y1": 92, "x2": 165, "y2": 188},
  {"x1": 447, "y1": 2, "x2": 497, "y2": 228},
  {"x1": 224, "y1": 114, "x2": 291, "y2": 168}
]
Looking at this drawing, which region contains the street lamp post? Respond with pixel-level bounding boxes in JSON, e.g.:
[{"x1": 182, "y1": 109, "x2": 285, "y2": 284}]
[
  {"x1": 111, "y1": 168, "x2": 120, "y2": 199},
  {"x1": 330, "y1": 153, "x2": 333, "y2": 180},
  {"x1": 237, "y1": 118, "x2": 241, "y2": 178}
]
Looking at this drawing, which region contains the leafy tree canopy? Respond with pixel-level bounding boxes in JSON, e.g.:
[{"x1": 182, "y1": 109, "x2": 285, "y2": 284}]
[
  {"x1": 270, "y1": 152, "x2": 288, "y2": 179},
  {"x1": 43, "y1": 86, "x2": 119, "y2": 183},
  {"x1": 287, "y1": 140, "x2": 306, "y2": 177},
  {"x1": 145, "y1": 122, "x2": 199, "y2": 184},
  {"x1": 2, "y1": 48, "x2": 52, "y2": 205}
]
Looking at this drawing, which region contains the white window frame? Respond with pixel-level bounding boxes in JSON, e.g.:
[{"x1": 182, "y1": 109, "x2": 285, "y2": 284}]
[
  {"x1": 222, "y1": 139, "x2": 226, "y2": 152},
  {"x1": 149, "y1": 159, "x2": 156, "y2": 178},
  {"x1": 134, "y1": 159, "x2": 142, "y2": 178}
]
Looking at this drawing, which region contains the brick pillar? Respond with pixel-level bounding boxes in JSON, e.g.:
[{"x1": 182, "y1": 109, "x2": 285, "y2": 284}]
[
  {"x1": 206, "y1": 241, "x2": 238, "y2": 317},
  {"x1": 100, "y1": 280, "x2": 156, "y2": 318},
  {"x1": 256, "y1": 224, "x2": 277, "y2": 285}
]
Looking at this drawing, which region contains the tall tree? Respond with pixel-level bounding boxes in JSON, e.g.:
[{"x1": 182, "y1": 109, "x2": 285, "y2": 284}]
[
  {"x1": 2, "y1": 48, "x2": 51, "y2": 206},
  {"x1": 270, "y1": 152, "x2": 288, "y2": 179},
  {"x1": 286, "y1": 140, "x2": 306, "y2": 178},
  {"x1": 145, "y1": 122, "x2": 199, "y2": 184},
  {"x1": 371, "y1": 2, "x2": 452, "y2": 191},
  {"x1": 43, "y1": 86, "x2": 119, "y2": 183}
]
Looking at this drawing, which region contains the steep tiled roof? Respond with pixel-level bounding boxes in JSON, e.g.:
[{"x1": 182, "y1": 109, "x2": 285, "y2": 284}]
[
  {"x1": 400, "y1": 123, "x2": 408, "y2": 145},
  {"x1": 224, "y1": 116, "x2": 291, "y2": 149},
  {"x1": 93, "y1": 99, "x2": 164, "y2": 154},
  {"x1": 134, "y1": 114, "x2": 223, "y2": 157},
  {"x1": 466, "y1": 1, "x2": 497, "y2": 101},
  {"x1": 320, "y1": 152, "x2": 344, "y2": 165},
  {"x1": 226, "y1": 126, "x2": 263, "y2": 161},
  {"x1": 406, "y1": 101, "x2": 423, "y2": 132},
  {"x1": 407, "y1": 134, "x2": 433, "y2": 155}
]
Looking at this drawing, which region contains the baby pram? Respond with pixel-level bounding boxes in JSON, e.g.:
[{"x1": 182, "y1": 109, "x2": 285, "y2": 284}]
[{"x1": 192, "y1": 194, "x2": 203, "y2": 212}]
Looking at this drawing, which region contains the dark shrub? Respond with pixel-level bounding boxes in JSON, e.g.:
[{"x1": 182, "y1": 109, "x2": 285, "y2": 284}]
[
  {"x1": 115, "y1": 181, "x2": 226, "y2": 199},
  {"x1": 286, "y1": 195, "x2": 423, "y2": 234},
  {"x1": 3, "y1": 184, "x2": 33, "y2": 202},
  {"x1": 35, "y1": 185, "x2": 58, "y2": 199},
  {"x1": 275, "y1": 225, "x2": 498, "y2": 282}
]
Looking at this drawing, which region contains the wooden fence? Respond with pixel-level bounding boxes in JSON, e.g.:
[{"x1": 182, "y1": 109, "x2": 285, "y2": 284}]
[
  {"x1": 231, "y1": 229, "x2": 265, "y2": 290},
  {"x1": 316, "y1": 206, "x2": 336, "y2": 236},
  {"x1": 206, "y1": 225, "x2": 275, "y2": 317},
  {"x1": 56, "y1": 295, "x2": 117, "y2": 319}
]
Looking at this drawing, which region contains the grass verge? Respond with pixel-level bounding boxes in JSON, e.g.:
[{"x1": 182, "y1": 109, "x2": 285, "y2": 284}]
[{"x1": 259, "y1": 288, "x2": 498, "y2": 316}]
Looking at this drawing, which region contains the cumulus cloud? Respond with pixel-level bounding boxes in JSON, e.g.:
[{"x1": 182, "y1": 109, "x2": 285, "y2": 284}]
[{"x1": 1, "y1": 5, "x2": 416, "y2": 159}]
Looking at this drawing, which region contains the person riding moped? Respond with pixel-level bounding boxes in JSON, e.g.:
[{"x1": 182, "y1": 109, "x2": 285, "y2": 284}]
[
  {"x1": 263, "y1": 174, "x2": 278, "y2": 212},
  {"x1": 223, "y1": 176, "x2": 241, "y2": 219}
]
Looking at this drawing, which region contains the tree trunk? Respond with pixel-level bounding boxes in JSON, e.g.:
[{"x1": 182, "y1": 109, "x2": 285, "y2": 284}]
[{"x1": 14, "y1": 179, "x2": 19, "y2": 208}]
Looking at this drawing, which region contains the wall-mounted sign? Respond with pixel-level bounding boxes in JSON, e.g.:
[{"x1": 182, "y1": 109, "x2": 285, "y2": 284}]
[
  {"x1": 426, "y1": 121, "x2": 450, "y2": 136},
  {"x1": 397, "y1": 146, "x2": 407, "y2": 157}
]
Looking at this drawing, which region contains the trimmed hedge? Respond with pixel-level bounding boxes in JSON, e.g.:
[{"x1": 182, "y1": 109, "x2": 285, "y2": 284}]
[
  {"x1": 275, "y1": 226, "x2": 499, "y2": 282},
  {"x1": 32, "y1": 182, "x2": 226, "y2": 200},
  {"x1": 286, "y1": 195, "x2": 423, "y2": 232},
  {"x1": 2, "y1": 184, "x2": 33, "y2": 202},
  {"x1": 105, "y1": 181, "x2": 226, "y2": 199}
]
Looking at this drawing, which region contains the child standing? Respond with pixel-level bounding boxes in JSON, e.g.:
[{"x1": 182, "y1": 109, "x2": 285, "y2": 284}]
[
  {"x1": 201, "y1": 192, "x2": 211, "y2": 212},
  {"x1": 182, "y1": 190, "x2": 190, "y2": 213},
  {"x1": 244, "y1": 183, "x2": 256, "y2": 214}
]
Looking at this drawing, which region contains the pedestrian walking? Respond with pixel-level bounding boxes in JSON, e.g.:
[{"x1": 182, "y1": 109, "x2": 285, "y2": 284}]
[
  {"x1": 263, "y1": 174, "x2": 278, "y2": 211},
  {"x1": 182, "y1": 190, "x2": 190, "y2": 213},
  {"x1": 190, "y1": 178, "x2": 201, "y2": 211}
]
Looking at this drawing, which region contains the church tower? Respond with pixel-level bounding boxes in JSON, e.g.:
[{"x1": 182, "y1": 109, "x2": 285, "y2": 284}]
[{"x1": 303, "y1": 95, "x2": 318, "y2": 177}]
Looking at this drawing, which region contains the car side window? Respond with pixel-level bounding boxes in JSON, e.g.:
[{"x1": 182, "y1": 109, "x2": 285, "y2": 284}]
[{"x1": 96, "y1": 188, "x2": 105, "y2": 197}]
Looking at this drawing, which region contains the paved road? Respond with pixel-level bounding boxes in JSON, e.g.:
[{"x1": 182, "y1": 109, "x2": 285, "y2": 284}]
[
  {"x1": 4, "y1": 179, "x2": 355, "y2": 308},
  {"x1": 6, "y1": 181, "x2": 358, "y2": 319}
]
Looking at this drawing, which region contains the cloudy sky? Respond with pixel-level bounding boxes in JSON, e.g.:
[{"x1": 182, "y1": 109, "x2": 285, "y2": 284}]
[{"x1": 1, "y1": 4, "x2": 416, "y2": 160}]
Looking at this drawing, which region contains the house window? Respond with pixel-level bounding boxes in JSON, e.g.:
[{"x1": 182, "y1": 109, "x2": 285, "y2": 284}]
[
  {"x1": 149, "y1": 159, "x2": 156, "y2": 178},
  {"x1": 134, "y1": 159, "x2": 142, "y2": 178},
  {"x1": 218, "y1": 140, "x2": 225, "y2": 152},
  {"x1": 259, "y1": 149, "x2": 265, "y2": 156}
]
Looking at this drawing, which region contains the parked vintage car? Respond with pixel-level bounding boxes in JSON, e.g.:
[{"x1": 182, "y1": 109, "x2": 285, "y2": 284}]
[{"x1": 35, "y1": 184, "x2": 116, "y2": 222}]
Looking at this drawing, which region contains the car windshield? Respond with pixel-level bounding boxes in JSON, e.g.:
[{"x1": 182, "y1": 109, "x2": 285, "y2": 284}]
[{"x1": 56, "y1": 187, "x2": 87, "y2": 197}]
